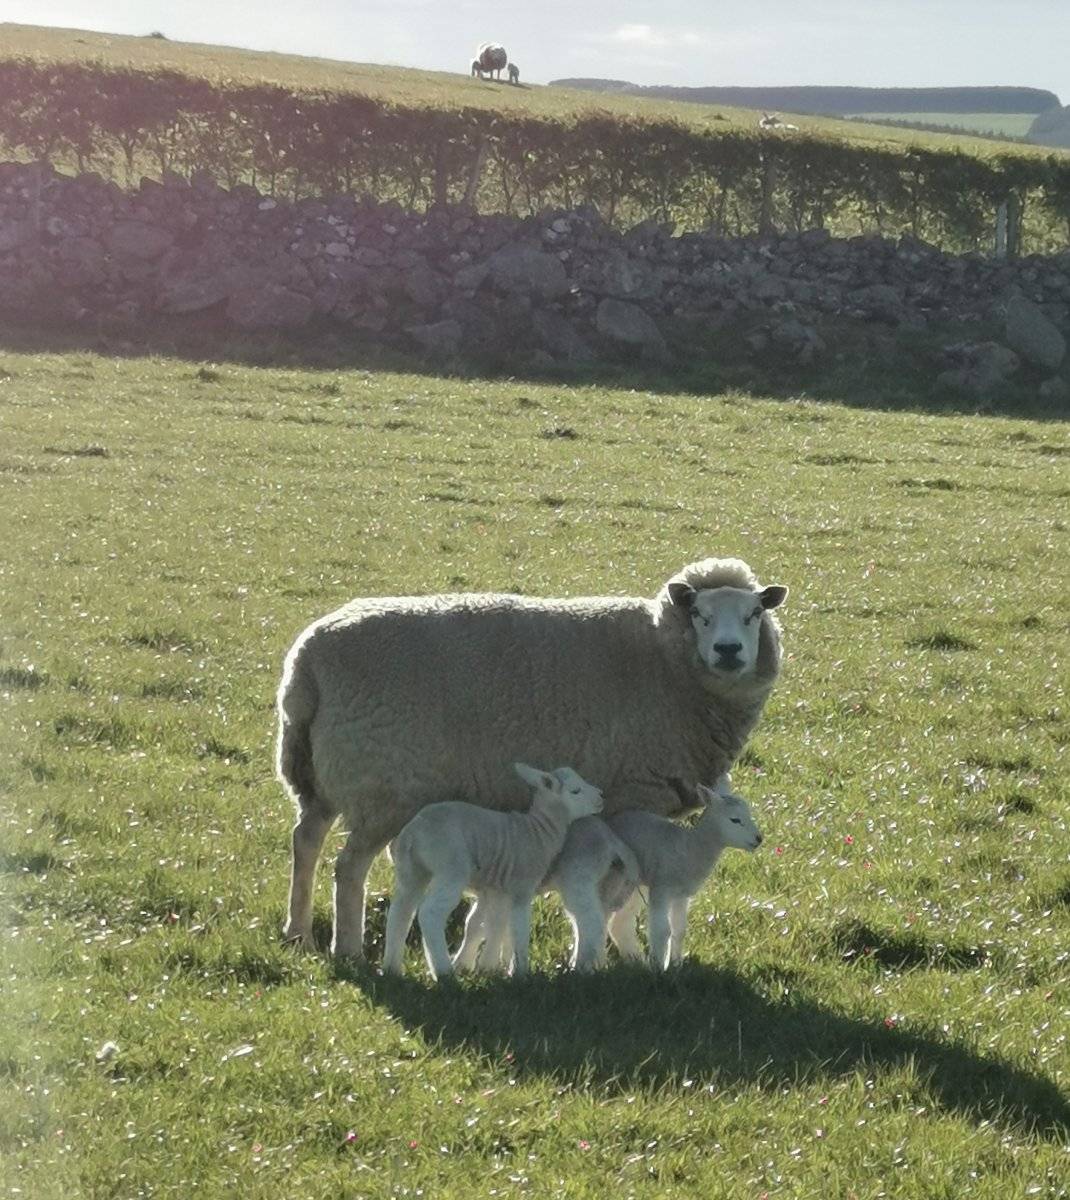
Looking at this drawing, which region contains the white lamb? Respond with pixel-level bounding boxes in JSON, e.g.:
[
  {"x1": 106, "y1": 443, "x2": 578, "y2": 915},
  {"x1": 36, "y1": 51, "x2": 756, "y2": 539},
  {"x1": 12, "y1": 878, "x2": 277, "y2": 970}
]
[
  {"x1": 604, "y1": 776, "x2": 763, "y2": 970},
  {"x1": 452, "y1": 814, "x2": 642, "y2": 973},
  {"x1": 382, "y1": 764, "x2": 603, "y2": 980}
]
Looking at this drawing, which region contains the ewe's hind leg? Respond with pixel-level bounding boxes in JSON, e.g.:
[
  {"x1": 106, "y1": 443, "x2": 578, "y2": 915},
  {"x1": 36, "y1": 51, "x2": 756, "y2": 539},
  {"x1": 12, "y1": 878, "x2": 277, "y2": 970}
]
[
  {"x1": 607, "y1": 890, "x2": 644, "y2": 961},
  {"x1": 667, "y1": 896, "x2": 691, "y2": 966},
  {"x1": 283, "y1": 805, "x2": 336, "y2": 946},
  {"x1": 418, "y1": 879, "x2": 466, "y2": 981},
  {"x1": 333, "y1": 831, "x2": 384, "y2": 959},
  {"x1": 646, "y1": 887, "x2": 672, "y2": 971}
]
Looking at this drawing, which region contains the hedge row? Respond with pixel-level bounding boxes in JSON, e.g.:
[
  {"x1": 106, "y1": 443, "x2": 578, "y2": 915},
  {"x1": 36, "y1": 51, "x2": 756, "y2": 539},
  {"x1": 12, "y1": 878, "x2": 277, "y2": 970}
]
[{"x1": 1, "y1": 59, "x2": 1069, "y2": 252}]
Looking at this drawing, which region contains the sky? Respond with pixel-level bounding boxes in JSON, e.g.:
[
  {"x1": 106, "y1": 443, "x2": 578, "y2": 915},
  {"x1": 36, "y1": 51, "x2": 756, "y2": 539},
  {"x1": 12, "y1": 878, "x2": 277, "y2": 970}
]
[{"x1": 2, "y1": 1, "x2": 1069, "y2": 104}]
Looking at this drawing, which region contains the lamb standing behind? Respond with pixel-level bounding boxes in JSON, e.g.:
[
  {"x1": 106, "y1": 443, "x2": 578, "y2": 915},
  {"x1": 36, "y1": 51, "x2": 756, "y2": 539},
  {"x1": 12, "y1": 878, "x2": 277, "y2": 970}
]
[
  {"x1": 605, "y1": 777, "x2": 763, "y2": 970},
  {"x1": 383, "y1": 764, "x2": 603, "y2": 979},
  {"x1": 453, "y1": 814, "x2": 642, "y2": 973},
  {"x1": 276, "y1": 557, "x2": 787, "y2": 959}
]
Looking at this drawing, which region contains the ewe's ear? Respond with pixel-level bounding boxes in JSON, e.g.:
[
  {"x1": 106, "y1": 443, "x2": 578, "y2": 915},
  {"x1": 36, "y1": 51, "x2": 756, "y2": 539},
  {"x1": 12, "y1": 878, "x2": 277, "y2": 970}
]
[
  {"x1": 760, "y1": 585, "x2": 788, "y2": 610},
  {"x1": 668, "y1": 581, "x2": 696, "y2": 609}
]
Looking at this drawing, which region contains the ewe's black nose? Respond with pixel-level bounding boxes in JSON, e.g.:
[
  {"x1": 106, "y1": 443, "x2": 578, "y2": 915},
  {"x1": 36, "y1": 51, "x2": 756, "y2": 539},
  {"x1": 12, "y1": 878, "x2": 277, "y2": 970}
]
[
  {"x1": 714, "y1": 642, "x2": 743, "y2": 658},
  {"x1": 755, "y1": 833, "x2": 763, "y2": 845}
]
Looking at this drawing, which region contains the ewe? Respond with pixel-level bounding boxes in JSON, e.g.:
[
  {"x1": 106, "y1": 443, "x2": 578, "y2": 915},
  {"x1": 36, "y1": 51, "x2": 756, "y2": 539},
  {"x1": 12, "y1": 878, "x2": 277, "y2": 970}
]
[
  {"x1": 605, "y1": 777, "x2": 763, "y2": 970},
  {"x1": 383, "y1": 764, "x2": 603, "y2": 979},
  {"x1": 276, "y1": 557, "x2": 787, "y2": 959}
]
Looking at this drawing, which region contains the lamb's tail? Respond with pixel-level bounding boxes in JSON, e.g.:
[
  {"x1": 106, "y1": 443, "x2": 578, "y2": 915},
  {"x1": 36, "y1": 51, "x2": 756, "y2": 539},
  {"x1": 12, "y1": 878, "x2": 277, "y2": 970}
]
[{"x1": 276, "y1": 635, "x2": 323, "y2": 813}]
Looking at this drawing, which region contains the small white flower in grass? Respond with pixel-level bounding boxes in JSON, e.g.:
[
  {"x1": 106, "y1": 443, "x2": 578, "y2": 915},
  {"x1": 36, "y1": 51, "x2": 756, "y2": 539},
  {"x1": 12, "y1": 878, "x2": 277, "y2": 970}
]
[
  {"x1": 95, "y1": 1041, "x2": 119, "y2": 1063},
  {"x1": 222, "y1": 1043, "x2": 255, "y2": 1062}
]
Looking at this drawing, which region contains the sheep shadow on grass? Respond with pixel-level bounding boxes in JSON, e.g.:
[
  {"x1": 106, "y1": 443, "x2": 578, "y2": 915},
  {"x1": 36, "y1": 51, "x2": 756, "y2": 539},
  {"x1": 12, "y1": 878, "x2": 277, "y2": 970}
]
[{"x1": 344, "y1": 960, "x2": 1070, "y2": 1143}]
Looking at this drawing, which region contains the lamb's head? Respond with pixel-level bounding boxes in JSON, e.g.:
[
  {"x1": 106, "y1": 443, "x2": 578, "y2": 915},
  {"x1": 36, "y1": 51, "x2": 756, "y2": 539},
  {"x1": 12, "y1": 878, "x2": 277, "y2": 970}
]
[
  {"x1": 695, "y1": 781, "x2": 763, "y2": 851},
  {"x1": 660, "y1": 558, "x2": 787, "y2": 687},
  {"x1": 514, "y1": 762, "x2": 604, "y2": 821}
]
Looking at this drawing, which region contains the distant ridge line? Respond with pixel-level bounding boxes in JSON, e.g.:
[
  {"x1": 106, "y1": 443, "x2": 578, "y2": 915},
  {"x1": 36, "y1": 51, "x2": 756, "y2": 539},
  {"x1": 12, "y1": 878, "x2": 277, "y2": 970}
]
[{"x1": 549, "y1": 81, "x2": 1062, "y2": 115}]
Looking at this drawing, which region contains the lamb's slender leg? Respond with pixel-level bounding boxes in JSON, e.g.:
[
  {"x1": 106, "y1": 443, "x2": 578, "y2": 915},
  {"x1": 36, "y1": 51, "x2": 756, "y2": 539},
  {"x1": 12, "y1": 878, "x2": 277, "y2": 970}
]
[
  {"x1": 507, "y1": 895, "x2": 533, "y2": 976},
  {"x1": 667, "y1": 896, "x2": 691, "y2": 967},
  {"x1": 607, "y1": 889, "x2": 644, "y2": 961},
  {"x1": 382, "y1": 875, "x2": 424, "y2": 975},
  {"x1": 418, "y1": 878, "x2": 465, "y2": 981},
  {"x1": 560, "y1": 878, "x2": 608, "y2": 971},
  {"x1": 332, "y1": 832, "x2": 381, "y2": 959},
  {"x1": 453, "y1": 897, "x2": 488, "y2": 972},
  {"x1": 477, "y1": 893, "x2": 512, "y2": 973},
  {"x1": 647, "y1": 887, "x2": 672, "y2": 971},
  {"x1": 283, "y1": 805, "x2": 336, "y2": 946}
]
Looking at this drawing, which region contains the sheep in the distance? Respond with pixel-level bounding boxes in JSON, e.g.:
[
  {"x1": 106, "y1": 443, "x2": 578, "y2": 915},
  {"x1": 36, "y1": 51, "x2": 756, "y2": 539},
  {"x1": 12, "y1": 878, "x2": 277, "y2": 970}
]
[
  {"x1": 508, "y1": 63, "x2": 520, "y2": 85},
  {"x1": 382, "y1": 764, "x2": 604, "y2": 979},
  {"x1": 470, "y1": 58, "x2": 484, "y2": 78},
  {"x1": 604, "y1": 776, "x2": 763, "y2": 970},
  {"x1": 276, "y1": 556, "x2": 787, "y2": 959},
  {"x1": 474, "y1": 42, "x2": 508, "y2": 80},
  {"x1": 452, "y1": 814, "x2": 642, "y2": 973}
]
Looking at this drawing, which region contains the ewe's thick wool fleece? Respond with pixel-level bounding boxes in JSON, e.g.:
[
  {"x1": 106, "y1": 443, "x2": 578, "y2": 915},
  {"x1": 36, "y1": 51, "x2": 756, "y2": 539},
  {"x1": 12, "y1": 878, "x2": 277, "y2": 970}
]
[{"x1": 277, "y1": 560, "x2": 784, "y2": 845}]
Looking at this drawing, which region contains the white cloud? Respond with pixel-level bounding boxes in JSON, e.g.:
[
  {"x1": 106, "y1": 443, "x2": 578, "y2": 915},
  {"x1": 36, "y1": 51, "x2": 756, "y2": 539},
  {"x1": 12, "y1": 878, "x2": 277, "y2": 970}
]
[{"x1": 610, "y1": 23, "x2": 707, "y2": 49}]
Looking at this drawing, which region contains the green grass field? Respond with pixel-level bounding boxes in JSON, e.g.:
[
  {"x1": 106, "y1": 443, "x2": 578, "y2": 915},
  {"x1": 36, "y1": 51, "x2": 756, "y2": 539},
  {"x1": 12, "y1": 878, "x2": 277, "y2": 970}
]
[
  {"x1": 2, "y1": 339, "x2": 1069, "y2": 1198},
  {"x1": 0, "y1": 21, "x2": 1057, "y2": 165}
]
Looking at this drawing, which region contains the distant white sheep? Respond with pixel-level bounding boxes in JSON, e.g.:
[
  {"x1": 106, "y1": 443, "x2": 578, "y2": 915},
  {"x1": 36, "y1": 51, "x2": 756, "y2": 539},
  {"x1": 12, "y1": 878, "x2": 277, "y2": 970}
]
[
  {"x1": 604, "y1": 776, "x2": 763, "y2": 970},
  {"x1": 382, "y1": 764, "x2": 603, "y2": 979},
  {"x1": 276, "y1": 556, "x2": 787, "y2": 959},
  {"x1": 759, "y1": 112, "x2": 799, "y2": 132}
]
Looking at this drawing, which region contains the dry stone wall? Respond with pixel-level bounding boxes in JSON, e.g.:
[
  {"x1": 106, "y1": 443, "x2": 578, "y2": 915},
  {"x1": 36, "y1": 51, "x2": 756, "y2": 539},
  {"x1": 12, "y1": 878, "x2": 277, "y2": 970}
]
[{"x1": 1, "y1": 161, "x2": 1068, "y2": 398}]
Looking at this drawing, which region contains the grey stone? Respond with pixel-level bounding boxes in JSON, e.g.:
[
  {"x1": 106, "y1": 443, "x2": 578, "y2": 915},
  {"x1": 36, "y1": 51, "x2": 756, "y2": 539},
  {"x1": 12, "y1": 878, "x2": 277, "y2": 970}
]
[
  {"x1": 939, "y1": 340, "x2": 1020, "y2": 396},
  {"x1": 453, "y1": 261, "x2": 489, "y2": 291},
  {"x1": 407, "y1": 318, "x2": 462, "y2": 356},
  {"x1": 487, "y1": 242, "x2": 569, "y2": 300},
  {"x1": 106, "y1": 220, "x2": 174, "y2": 260},
  {"x1": 1005, "y1": 293, "x2": 1066, "y2": 370},
  {"x1": 595, "y1": 297, "x2": 669, "y2": 359},
  {"x1": 532, "y1": 309, "x2": 595, "y2": 363},
  {"x1": 0, "y1": 220, "x2": 32, "y2": 253},
  {"x1": 158, "y1": 267, "x2": 232, "y2": 314},
  {"x1": 591, "y1": 250, "x2": 661, "y2": 300},
  {"x1": 226, "y1": 283, "x2": 313, "y2": 329}
]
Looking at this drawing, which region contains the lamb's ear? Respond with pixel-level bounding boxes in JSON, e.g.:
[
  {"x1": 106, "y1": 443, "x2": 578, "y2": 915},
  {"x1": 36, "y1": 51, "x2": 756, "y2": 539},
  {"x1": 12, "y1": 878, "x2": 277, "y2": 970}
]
[
  {"x1": 667, "y1": 581, "x2": 697, "y2": 609},
  {"x1": 694, "y1": 782, "x2": 718, "y2": 806},
  {"x1": 759, "y1": 585, "x2": 788, "y2": 610},
  {"x1": 514, "y1": 762, "x2": 555, "y2": 791}
]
